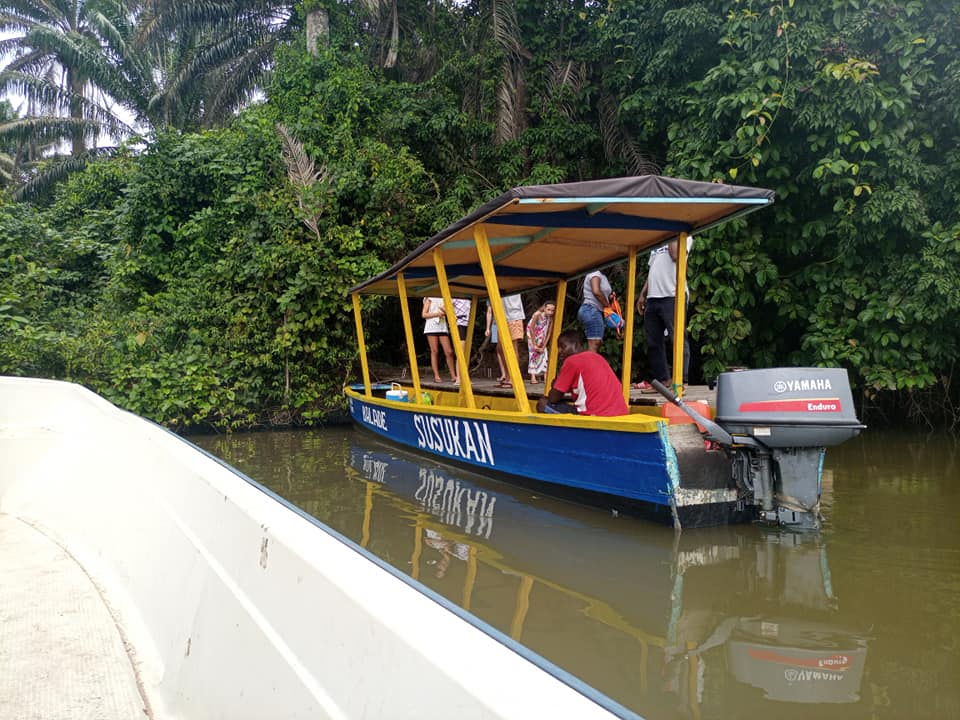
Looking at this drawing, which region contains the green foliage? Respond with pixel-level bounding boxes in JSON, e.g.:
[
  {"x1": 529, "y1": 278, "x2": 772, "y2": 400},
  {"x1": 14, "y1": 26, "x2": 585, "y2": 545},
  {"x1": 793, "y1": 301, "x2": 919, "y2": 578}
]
[
  {"x1": 0, "y1": 199, "x2": 65, "y2": 374},
  {"x1": 1, "y1": 0, "x2": 959, "y2": 429},
  {"x1": 649, "y1": 0, "x2": 960, "y2": 420},
  {"x1": 2, "y1": 49, "x2": 445, "y2": 430}
]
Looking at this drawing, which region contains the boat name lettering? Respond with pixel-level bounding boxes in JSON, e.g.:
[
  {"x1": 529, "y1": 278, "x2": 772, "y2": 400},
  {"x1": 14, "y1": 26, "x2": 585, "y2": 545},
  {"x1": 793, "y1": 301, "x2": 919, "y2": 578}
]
[
  {"x1": 361, "y1": 405, "x2": 388, "y2": 431},
  {"x1": 775, "y1": 378, "x2": 834, "y2": 393},
  {"x1": 413, "y1": 414, "x2": 495, "y2": 466}
]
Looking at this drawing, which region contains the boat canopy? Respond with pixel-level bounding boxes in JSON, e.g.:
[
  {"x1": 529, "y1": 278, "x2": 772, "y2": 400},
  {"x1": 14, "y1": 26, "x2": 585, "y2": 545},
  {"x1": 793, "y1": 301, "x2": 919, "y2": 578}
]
[{"x1": 350, "y1": 175, "x2": 775, "y2": 298}]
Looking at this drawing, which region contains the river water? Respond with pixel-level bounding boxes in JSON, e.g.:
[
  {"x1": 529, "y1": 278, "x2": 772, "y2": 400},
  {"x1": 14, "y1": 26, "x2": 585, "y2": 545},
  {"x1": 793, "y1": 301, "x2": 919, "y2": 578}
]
[{"x1": 193, "y1": 428, "x2": 959, "y2": 719}]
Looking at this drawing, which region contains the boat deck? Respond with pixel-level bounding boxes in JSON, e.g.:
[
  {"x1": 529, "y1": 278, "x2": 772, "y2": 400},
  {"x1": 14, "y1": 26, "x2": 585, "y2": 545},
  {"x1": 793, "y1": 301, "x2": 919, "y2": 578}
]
[
  {"x1": 0, "y1": 514, "x2": 147, "y2": 719},
  {"x1": 393, "y1": 373, "x2": 717, "y2": 408}
]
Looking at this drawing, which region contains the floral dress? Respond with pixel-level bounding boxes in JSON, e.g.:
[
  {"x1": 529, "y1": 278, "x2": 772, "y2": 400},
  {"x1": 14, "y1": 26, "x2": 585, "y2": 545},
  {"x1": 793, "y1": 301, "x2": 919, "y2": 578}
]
[{"x1": 526, "y1": 311, "x2": 551, "y2": 375}]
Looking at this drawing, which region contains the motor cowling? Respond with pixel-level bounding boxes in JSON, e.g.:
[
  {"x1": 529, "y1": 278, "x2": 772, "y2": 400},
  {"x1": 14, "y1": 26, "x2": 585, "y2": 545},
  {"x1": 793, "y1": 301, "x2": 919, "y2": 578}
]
[{"x1": 714, "y1": 368, "x2": 865, "y2": 528}]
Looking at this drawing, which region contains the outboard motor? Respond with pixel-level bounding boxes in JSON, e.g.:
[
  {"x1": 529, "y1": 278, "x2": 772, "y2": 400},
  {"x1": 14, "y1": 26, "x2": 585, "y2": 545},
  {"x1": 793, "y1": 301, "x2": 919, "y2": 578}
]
[
  {"x1": 654, "y1": 368, "x2": 865, "y2": 529},
  {"x1": 716, "y1": 368, "x2": 864, "y2": 528}
]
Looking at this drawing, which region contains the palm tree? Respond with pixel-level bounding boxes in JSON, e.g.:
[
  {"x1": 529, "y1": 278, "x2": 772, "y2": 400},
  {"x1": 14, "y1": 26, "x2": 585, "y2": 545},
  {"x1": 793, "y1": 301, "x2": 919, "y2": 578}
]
[
  {"x1": 0, "y1": 0, "x2": 147, "y2": 157},
  {"x1": 1, "y1": 0, "x2": 291, "y2": 196},
  {"x1": 135, "y1": 0, "x2": 297, "y2": 128}
]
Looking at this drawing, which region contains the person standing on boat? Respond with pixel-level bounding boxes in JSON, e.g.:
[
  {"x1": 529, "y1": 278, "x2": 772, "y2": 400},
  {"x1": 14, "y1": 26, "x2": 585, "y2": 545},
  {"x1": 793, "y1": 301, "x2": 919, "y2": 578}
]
[
  {"x1": 422, "y1": 297, "x2": 458, "y2": 384},
  {"x1": 502, "y1": 292, "x2": 526, "y2": 364},
  {"x1": 485, "y1": 294, "x2": 525, "y2": 388},
  {"x1": 578, "y1": 269, "x2": 615, "y2": 352},
  {"x1": 536, "y1": 331, "x2": 628, "y2": 416},
  {"x1": 452, "y1": 298, "x2": 472, "y2": 348},
  {"x1": 526, "y1": 301, "x2": 556, "y2": 384},
  {"x1": 484, "y1": 301, "x2": 509, "y2": 385},
  {"x1": 636, "y1": 236, "x2": 692, "y2": 389}
]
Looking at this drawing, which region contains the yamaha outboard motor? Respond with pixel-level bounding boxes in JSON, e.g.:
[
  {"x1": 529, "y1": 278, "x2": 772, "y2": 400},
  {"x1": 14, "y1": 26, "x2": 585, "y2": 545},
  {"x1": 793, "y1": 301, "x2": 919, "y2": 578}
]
[{"x1": 654, "y1": 368, "x2": 865, "y2": 529}]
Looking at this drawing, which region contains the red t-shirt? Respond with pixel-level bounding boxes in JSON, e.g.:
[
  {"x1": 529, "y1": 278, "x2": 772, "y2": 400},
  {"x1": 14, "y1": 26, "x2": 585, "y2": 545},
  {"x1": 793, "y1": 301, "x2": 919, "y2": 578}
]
[{"x1": 552, "y1": 351, "x2": 629, "y2": 416}]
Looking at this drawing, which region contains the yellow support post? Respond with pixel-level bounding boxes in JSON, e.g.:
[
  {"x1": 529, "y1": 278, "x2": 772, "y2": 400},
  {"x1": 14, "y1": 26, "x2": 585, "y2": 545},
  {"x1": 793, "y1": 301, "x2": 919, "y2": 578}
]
[
  {"x1": 474, "y1": 226, "x2": 530, "y2": 413},
  {"x1": 673, "y1": 232, "x2": 689, "y2": 397},
  {"x1": 622, "y1": 248, "x2": 637, "y2": 404},
  {"x1": 461, "y1": 297, "x2": 479, "y2": 404},
  {"x1": 433, "y1": 248, "x2": 476, "y2": 409},
  {"x1": 351, "y1": 292, "x2": 372, "y2": 396},
  {"x1": 545, "y1": 279, "x2": 567, "y2": 387},
  {"x1": 464, "y1": 296, "x2": 478, "y2": 359},
  {"x1": 397, "y1": 273, "x2": 423, "y2": 404}
]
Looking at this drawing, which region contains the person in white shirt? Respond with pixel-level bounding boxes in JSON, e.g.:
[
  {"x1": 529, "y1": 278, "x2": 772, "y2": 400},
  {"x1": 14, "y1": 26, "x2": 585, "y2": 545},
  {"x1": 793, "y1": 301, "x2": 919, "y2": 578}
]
[
  {"x1": 636, "y1": 236, "x2": 693, "y2": 387},
  {"x1": 422, "y1": 297, "x2": 458, "y2": 384}
]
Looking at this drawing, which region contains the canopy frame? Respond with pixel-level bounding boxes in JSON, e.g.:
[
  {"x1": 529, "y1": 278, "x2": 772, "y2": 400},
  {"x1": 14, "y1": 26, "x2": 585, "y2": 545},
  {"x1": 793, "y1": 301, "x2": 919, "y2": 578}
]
[{"x1": 348, "y1": 175, "x2": 774, "y2": 403}]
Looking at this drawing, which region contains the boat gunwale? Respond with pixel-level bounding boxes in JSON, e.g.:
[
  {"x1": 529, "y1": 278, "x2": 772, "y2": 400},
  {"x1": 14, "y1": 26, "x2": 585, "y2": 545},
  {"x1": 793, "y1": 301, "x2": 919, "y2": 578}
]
[{"x1": 345, "y1": 386, "x2": 665, "y2": 433}]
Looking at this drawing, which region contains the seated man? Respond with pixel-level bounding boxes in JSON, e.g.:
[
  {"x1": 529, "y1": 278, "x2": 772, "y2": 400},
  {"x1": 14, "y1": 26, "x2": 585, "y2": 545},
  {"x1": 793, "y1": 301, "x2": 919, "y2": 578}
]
[{"x1": 536, "y1": 331, "x2": 629, "y2": 417}]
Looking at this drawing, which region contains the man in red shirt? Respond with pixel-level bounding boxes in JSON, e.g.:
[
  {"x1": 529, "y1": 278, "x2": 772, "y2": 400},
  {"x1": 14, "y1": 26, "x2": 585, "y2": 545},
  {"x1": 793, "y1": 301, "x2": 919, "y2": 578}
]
[{"x1": 536, "y1": 331, "x2": 629, "y2": 417}]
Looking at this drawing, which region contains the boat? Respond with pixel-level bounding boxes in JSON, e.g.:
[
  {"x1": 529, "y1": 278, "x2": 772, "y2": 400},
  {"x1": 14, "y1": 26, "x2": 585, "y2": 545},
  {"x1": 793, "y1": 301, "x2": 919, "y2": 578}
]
[
  {"x1": 345, "y1": 176, "x2": 865, "y2": 529},
  {"x1": 0, "y1": 376, "x2": 634, "y2": 719}
]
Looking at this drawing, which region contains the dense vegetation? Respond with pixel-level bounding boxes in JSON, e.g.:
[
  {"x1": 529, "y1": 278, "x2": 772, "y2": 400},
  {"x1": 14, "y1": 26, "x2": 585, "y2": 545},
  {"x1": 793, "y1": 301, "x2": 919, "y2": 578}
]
[{"x1": 1, "y1": 0, "x2": 958, "y2": 431}]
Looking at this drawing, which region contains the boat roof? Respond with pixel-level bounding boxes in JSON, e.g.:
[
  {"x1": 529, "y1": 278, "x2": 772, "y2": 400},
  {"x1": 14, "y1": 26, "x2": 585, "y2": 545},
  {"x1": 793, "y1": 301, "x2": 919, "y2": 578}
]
[{"x1": 350, "y1": 175, "x2": 775, "y2": 297}]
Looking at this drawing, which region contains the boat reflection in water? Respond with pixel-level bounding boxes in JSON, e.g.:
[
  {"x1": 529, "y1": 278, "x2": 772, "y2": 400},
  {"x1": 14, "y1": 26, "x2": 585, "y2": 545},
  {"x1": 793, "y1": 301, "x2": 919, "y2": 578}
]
[{"x1": 347, "y1": 437, "x2": 870, "y2": 718}]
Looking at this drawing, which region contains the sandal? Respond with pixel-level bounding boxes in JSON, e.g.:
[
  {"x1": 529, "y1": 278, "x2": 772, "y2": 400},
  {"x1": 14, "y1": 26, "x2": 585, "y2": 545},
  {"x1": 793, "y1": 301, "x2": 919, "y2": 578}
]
[{"x1": 496, "y1": 379, "x2": 512, "y2": 388}]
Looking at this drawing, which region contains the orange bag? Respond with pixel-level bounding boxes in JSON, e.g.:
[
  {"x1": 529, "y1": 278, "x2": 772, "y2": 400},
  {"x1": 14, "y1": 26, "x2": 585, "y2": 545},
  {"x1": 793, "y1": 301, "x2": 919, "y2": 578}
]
[{"x1": 603, "y1": 294, "x2": 625, "y2": 336}]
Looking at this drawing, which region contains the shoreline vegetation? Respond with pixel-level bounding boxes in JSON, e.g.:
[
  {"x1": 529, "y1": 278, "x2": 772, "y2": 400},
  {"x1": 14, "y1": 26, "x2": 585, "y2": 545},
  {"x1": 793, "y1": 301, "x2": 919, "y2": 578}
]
[{"x1": 1, "y1": 1, "x2": 958, "y2": 433}]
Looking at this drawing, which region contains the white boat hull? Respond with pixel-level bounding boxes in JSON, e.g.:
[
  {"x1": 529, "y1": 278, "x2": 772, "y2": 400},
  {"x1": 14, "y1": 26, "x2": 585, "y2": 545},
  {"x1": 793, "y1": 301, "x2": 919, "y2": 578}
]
[{"x1": 0, "y1": 377, "x2": 630, "y2": 719}]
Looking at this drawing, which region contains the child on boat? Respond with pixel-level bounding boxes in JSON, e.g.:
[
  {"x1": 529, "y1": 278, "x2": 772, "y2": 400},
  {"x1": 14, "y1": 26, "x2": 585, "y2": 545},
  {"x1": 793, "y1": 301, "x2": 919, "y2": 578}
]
[{"x1": 526, "y1": 302, "x2": 556, "y2": 384}]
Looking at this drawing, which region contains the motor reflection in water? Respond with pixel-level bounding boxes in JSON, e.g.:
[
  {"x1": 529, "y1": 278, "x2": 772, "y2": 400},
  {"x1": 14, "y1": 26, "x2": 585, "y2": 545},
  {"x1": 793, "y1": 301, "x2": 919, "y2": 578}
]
[{"x1": 347, "y1": 437, "x2": 870, "y2": 719}]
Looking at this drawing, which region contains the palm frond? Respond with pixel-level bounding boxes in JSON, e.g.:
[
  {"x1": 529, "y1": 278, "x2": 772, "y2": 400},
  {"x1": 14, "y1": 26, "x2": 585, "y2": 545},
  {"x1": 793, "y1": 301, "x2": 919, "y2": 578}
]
[
  {"x1": 204, "y1": 43, "x2": 276, "y2": 123},
  {"x1": 0, "y1": 70, "x2": 71, "y2": 112},
  {"x1": 495, "y1": 60, "x2": 526, "y2": 144},
  {"x1": 544, "y1": 60, "x2": 586, "y2": 120},
  {"x1": 0, "y1": 115, "x2": 103, "y2": 146},
  {"x1": 276, "y1": 122, "x2": 329, "y2": 241},
  {"x1": 489, "y1": 0, "x2": 529, "y2": 60},
  {"x1": 0, "y1": 69, "x2": 135, "y2": 136},
  {"x1": 2, "y1": 49, "x2": 55, "y2": 77},
  {"x1": 598, "y1": 92, "x2": 660, "y2": 175},
  {"x1": 0, "y1": 151, "x2": 14, "y2": 183},
  {"x1": 11, "y1": 146, "x2": 118, "y2": 201},
  {"x1": 384, "y1": 0, "x2": 399, "y2": 69}
]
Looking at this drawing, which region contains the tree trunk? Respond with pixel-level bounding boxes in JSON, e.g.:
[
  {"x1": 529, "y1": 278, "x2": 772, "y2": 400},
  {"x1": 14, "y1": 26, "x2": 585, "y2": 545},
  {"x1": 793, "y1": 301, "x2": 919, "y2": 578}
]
[
  {"x1": 306, "y1": 9, "x2": 329, "y2": 55},
  {"x1": 67, "y1": 67, "x2": 86, "y2": 156}
]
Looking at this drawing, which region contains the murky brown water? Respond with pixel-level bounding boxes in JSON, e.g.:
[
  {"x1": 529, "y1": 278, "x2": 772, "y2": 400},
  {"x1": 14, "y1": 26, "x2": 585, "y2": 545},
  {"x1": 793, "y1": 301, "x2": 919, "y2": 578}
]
[{"x1": 193, "y1": 428, "x2": 960, "y2": 719}]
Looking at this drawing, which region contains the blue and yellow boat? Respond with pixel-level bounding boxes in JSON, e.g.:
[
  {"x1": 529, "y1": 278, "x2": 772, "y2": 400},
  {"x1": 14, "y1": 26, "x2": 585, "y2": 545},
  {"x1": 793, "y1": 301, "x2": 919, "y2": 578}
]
[{"x1": 345, "y1": 176, "x2": 864, "y2": 529}]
